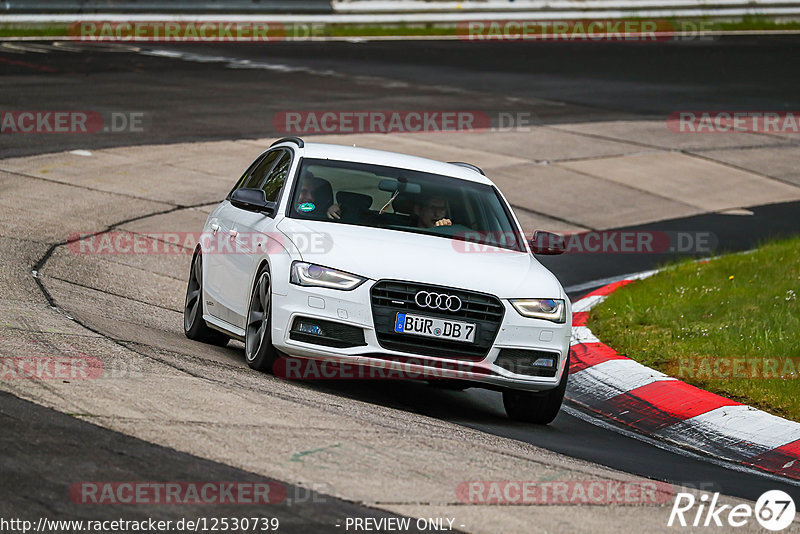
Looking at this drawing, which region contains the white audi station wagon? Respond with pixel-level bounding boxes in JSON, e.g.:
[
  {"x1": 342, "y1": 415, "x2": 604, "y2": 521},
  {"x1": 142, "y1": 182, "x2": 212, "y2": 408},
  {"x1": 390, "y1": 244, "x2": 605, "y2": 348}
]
[{"x1": 184, "y1": 137, "x2": 572, "y2": 424}]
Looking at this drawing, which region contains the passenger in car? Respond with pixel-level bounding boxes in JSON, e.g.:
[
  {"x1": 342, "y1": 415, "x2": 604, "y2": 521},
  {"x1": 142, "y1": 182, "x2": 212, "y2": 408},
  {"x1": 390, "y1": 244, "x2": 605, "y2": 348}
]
[{"x1": 294, "y1": 172, "x2": 333, "y2": 218}]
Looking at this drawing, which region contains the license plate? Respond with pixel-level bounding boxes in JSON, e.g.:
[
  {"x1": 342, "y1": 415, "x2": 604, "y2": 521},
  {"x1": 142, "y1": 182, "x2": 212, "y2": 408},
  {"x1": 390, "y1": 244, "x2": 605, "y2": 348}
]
[{"x1": 394, "y1": 312, "x2": 476, "y2": 343}]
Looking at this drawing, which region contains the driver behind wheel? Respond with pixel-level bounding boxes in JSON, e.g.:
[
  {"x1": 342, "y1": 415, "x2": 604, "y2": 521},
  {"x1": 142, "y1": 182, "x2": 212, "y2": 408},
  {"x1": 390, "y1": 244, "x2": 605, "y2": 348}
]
[{"x1": 412, "y1": 195, "x2": 452, "y2": 228}]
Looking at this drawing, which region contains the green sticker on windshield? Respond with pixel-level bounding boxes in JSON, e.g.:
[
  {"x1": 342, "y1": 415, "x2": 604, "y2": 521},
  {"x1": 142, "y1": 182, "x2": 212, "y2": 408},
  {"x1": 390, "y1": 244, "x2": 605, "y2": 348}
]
[{"x1": 298, "y1": 203, "x2": 316, "y2": 212}]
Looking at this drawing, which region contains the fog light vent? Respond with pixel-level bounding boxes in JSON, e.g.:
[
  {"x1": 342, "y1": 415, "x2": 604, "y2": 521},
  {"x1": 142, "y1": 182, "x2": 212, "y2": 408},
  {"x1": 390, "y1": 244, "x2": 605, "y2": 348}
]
[
  {"x1": 289, "y1": 316, "x2": 366, "y2": 349},
  {"x1": 495, "y1": 349, "x2": 559, "y2": 377}
]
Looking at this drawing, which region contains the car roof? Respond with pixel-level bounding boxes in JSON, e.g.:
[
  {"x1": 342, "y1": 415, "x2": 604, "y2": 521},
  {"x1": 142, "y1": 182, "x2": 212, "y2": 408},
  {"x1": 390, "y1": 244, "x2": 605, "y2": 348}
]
[{"x1": 279, "y1": 141, "x2": 494, "y2": 185}]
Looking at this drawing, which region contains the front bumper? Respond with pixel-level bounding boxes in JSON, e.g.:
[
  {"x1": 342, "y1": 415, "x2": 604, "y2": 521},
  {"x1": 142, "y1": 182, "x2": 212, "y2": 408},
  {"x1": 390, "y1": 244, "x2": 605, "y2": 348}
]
[{"x1": 271, "y1": 280, "x2": 571, "y2": 392}]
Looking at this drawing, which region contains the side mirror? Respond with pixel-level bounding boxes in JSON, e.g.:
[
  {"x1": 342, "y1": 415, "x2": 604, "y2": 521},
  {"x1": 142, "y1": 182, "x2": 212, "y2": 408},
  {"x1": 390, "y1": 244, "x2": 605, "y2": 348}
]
[
  {"x1": 230, "y1": 188, "x2": 277, "y2": 216},
  {"x1": 530, "y1": 230, "x2": 566, "y2": 255}
]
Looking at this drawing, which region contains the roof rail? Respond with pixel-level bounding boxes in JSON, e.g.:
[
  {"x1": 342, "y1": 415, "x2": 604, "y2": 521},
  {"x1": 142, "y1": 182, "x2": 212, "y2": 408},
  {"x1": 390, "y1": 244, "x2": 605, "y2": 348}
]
[
  {"x1": 448, "y1": 161, "x2": 485, "y2": 176},
  {"x1": 270, "y1": 136, "x2": 305, "y2": 148}
]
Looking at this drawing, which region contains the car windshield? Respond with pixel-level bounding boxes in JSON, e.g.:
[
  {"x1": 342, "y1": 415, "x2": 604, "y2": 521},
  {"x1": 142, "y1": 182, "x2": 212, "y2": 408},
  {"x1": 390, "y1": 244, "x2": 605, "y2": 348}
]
[{"x1": 287, "y1": 158, "x2": 525, "y2": 252}]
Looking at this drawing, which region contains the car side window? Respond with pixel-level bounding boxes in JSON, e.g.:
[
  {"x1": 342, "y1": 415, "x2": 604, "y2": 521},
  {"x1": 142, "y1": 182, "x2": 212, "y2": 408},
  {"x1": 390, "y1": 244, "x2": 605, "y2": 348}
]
[
  {"x1": 236, "y1": 150, "x2": 282, "y2": 191},
  {"x1": 262, "y1": 151, "x2": 291, "y2": 202},
  {"x1": 228, "y1": 149, "x2": 293, "y2": 203}
]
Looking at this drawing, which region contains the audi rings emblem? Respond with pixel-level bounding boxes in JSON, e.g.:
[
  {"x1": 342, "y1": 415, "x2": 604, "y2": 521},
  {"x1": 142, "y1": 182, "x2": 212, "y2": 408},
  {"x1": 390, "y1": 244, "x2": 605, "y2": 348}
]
[{"x1": 415, "y1": 291, "x2": 462, "y2": 312}]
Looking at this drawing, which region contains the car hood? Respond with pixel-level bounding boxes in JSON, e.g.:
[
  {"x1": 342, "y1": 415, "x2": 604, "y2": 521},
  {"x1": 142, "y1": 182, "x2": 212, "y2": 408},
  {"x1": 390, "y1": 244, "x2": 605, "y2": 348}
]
[{"x1": 276, "y1": 218, "x2": 564, "y2": 299}]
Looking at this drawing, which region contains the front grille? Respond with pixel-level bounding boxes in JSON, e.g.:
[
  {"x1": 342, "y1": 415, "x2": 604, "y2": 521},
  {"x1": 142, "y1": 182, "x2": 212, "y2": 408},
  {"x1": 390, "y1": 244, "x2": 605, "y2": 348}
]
[
  {"x1": 494, "y1": 349, "x2": 560, "y2": 377},
  {"x1": 370, "y1": 280, "x2": 504, "y2": 360}
]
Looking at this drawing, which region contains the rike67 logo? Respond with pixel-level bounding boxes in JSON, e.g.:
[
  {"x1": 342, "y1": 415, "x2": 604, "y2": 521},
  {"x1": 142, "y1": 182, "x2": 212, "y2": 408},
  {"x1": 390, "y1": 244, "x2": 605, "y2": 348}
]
[{"x1": 669, "y1": 490, "x2": 796, "y2": 531}]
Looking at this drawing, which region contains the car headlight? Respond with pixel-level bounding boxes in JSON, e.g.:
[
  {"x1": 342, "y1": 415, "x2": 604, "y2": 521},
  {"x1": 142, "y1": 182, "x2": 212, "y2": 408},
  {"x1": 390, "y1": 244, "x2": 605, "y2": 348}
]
[
  {"x1": 290, "y1": 262, "x2": 366, "y2": 291},
  {"x1": 510, "y1": 298, "x2": 566, "y2": 323}
]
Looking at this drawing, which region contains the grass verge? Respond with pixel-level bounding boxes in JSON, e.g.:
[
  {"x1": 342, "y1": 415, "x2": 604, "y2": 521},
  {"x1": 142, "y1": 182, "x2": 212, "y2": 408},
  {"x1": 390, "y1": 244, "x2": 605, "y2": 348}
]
[
  {"x1": 2, "y1": 17, "x2": 800, "y2": 39},
  {"x1": 588, "y1": 236, "x2": 800, "y2": 421}
]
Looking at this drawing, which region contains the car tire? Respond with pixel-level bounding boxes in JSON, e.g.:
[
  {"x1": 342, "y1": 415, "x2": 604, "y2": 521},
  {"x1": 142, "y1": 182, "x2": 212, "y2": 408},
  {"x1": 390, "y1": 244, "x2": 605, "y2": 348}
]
[
  {"x1": 244, "y1": 267, "x2": 279, "y2": 372},
  {"x1": 502, "y1": 353, "x2": 569, "y2": 425},
  {"x1": 184, "y1": 252, "x2": 230, "y2": 346}
]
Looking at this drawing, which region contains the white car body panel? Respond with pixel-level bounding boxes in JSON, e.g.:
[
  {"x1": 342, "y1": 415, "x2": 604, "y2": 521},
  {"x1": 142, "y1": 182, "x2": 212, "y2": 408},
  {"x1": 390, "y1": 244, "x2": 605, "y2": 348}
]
[{"x1": 277, "y1": 217, "x2": 564, "y2": 299}]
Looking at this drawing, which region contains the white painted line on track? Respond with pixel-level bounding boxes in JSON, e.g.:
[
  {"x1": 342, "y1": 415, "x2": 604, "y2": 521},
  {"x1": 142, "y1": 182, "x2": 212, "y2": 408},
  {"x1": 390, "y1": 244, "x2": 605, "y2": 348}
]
[{"x1": 0, "y1": 42, "x2": 49, "y2": 53}]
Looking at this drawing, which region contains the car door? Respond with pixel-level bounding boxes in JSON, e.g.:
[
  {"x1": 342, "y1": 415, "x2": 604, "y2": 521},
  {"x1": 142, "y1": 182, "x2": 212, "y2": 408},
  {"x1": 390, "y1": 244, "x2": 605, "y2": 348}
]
[
  {"x1": 227, "y1": 149, "x2": 293, "y2": 329},
  {"x1": 204, "y1": 150, "x2": 282, "y2": 326},
  {"x1": 202, "y1": 200, "x2": 243, "y2": 325}
]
